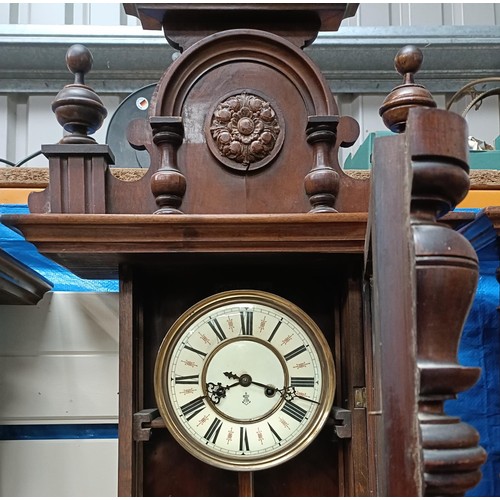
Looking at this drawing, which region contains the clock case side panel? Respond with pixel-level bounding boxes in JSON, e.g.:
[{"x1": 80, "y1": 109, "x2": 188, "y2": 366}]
[
  {"x1": 118, "y1": 265, "x2": 146, "y2": 497},
  {"x1": 122, "y1": 253, "x2": 366, "y2": 496},
  {"x1": 364, "y1": 133, "x2": 422, "y2": 496},
  {"x1": 338, "y1": 272, "x2": 373, "y2": 496}
]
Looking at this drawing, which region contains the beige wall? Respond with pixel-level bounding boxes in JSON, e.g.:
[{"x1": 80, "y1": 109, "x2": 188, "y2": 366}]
[{"x1": 0, "y1": 292, "x2": 119, "y2": 496}]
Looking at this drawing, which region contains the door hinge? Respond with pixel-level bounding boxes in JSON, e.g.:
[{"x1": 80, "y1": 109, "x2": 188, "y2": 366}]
[{"x1": 354, "y1": 386, "x2": 367, "y2": 409}]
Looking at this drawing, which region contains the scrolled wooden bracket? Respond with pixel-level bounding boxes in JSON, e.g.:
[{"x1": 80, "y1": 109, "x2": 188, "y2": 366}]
[
  {"x1": 304, "y1": 115, "x2": 340, "y2": 213},
  {"x1": 150, "y1": 116, "x2": 186, "y2": 214},
  {"x1": 406, "y1": 107, "x2": 487, "y2": 496},
  {"x1": 379, "y1": 43, "x2": 487, "y2": 494}
]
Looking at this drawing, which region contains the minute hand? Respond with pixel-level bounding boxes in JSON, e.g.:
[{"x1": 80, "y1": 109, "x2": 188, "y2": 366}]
[{"x1": 280, "y1": 386, "x2": 320, "y2": 405}]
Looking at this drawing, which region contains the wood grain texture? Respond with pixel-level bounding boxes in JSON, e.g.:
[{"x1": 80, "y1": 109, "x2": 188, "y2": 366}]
[
  {"x1": 405, "y1": 107, "x2": 487, "y2": 496},
  {"x1": 1, "y1": 213, "x2": 368, "y2": 279},
  {"x1": 369, "y1": 133, "x2": 421, "y2": 496}
]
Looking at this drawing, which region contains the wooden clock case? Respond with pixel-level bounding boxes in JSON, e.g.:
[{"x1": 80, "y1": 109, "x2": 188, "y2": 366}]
[{"x1": 1, "y1": 3, "x2": 487, "y2": 496}]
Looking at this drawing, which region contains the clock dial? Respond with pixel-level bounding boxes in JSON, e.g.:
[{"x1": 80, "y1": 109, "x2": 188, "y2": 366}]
[{"x1": 154, "y1": 290, "x2": 335, "y2": 471}]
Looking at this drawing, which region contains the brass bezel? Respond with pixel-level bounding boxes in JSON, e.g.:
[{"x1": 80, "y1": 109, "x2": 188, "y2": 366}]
[{"x1": 154, "y1": 289, "x2": 336, "y2": 471}]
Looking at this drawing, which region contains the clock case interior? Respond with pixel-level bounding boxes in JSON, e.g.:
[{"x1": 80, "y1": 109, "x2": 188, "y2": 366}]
[{"x1": 127, "y1": 252, "x2": 367, "y2": 496}]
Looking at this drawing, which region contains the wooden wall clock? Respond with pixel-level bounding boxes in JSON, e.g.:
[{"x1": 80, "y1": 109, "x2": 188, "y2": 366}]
[{"x1": 1, "y1": 3, "x2": 487, "y2": 497}]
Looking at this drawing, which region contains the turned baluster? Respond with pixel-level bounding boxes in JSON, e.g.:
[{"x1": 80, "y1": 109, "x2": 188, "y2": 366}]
[
  {"x1": 304, "y1": 115, "x2": 340, "y2": 213},
  {"x1": 150, "y1": 117, "x2": 186, "y2": 214},
  {"x1": 380, "y1": 45, "x2": 486, "y2": 496}
]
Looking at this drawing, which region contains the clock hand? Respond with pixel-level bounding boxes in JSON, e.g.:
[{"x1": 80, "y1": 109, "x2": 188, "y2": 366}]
[
  {"x1": 206, "y1": 380, "x2": 241, "y2": 405},
  {"x1": 294, "y1": 394, "x2": 320, "y2": 405},
  {"x1": 206, "y1": 382, "x2": 229, "y2": 404},
  {"x1": 223, "y1": 371, "x2": 279, "y2": 397},
  {"x1": 279, "y1": 385, "x2": 320, "y2": 405}
]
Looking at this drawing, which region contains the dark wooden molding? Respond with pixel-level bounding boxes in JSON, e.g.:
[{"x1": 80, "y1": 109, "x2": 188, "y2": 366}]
[
  {"x1": 1, "y1": 3, "x2": 496, "y2": 495},
  {"x1": 1, "y1": 213, "x2": 368, "y2": 279},
  {"x1": 0, "y1": 248, "x2": 52, "y2": 305},
  {"x1": 123, "y1": 3, "x2": 358, "y2": 50}
]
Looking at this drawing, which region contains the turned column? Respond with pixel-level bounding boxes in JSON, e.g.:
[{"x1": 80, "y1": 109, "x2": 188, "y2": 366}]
[
  {"x1": 149, "y1": 117, "x2": 186, "y2": 214},
  {"x1": 380, "y1": 46, "x2": 487, "y2": 496},
  {"x1": 304, "y1": 116, "x2": 340, "y2": 213}
]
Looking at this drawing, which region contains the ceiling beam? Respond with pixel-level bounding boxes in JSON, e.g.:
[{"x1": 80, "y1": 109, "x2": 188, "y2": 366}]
[{"x1": 0, "y1": 25, "x2": 498, "y2": 95}]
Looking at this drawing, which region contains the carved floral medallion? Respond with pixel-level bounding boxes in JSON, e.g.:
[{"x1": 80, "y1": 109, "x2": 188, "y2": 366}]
[{"x1": 207, "y1": 91, "x2": 284, "y2": 173}]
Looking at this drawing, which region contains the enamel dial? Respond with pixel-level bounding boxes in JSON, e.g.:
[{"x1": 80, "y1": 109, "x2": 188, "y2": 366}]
[{"x1": 154, "y1": 290, "x2": 335, "y2": 471}]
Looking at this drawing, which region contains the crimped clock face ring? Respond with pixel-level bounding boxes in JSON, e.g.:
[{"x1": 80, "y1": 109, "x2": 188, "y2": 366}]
[{"x1": 154, "y1": 290, "x2": 335, "y2": 471}]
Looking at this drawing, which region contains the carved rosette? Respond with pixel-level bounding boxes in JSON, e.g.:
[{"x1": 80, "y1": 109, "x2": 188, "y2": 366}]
[{"x1": 207, "y1": 91, "x2": 284, "y2": 173}]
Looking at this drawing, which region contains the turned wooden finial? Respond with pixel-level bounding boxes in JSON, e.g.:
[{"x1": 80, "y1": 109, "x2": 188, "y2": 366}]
[
  {"x1": 379, "y1": 45, "x2": 436, "y2": 133},
  {"x1": 52, "y1": 44, "x2": 108, "y2": 144}
]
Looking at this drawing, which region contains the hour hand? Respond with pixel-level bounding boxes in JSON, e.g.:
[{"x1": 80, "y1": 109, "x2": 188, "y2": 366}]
[{"x1": 223, "y1": 371, "x2": 252, "y2": 387}]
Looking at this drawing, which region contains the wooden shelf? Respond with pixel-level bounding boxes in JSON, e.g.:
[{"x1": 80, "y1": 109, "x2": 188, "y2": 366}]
[{"x1": 1, "y1": 212, "x2": 369, "y2": 279}]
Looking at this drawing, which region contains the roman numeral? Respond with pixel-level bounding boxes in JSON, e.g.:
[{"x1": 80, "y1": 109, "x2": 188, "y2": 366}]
[
  {"x1": 267, "y1": 423, "x2": 282, "y2": 443},
  {"x1": 240, "y1": 308, "x2": 253, "y2": 335},
  {"x1": 184, "y1": 345, "x2": 207, "y2": 358},
  {"x1": 204, "y1": 417, "x2": 223, "y2": 444},
  {"x1": 239, "y1": 427, "x2": 250, "y2": 452},
  {"x1": 284, "y1": 345, "x2": 307, "y2": 361},
  {"x1": 180, "y1": 397, "x2": 205, "y2": 421},
  {"x1": 208, "y1": 318, "x2": 226, "y2": 341},
  {"x1": 281, "y1": 400, "x2": 307, "y2": 422},
  {"x1": 174, "y1": 374, "x2": 199, "y2": 384},
  {"x1": 267, "y1": 319, "x2": 282, "y2": 342},
  {"x1": 290, "y1": 376, "x2": 315, "y2": 387}
]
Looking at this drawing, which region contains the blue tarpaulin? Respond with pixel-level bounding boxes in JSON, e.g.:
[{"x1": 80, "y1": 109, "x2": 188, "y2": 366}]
[
  {"x1": 0, "y1": 204, "x2": 118, "y2": 292},
  {"x1": 447, "y1": 210, "x2": 500, "y2": 496}
]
